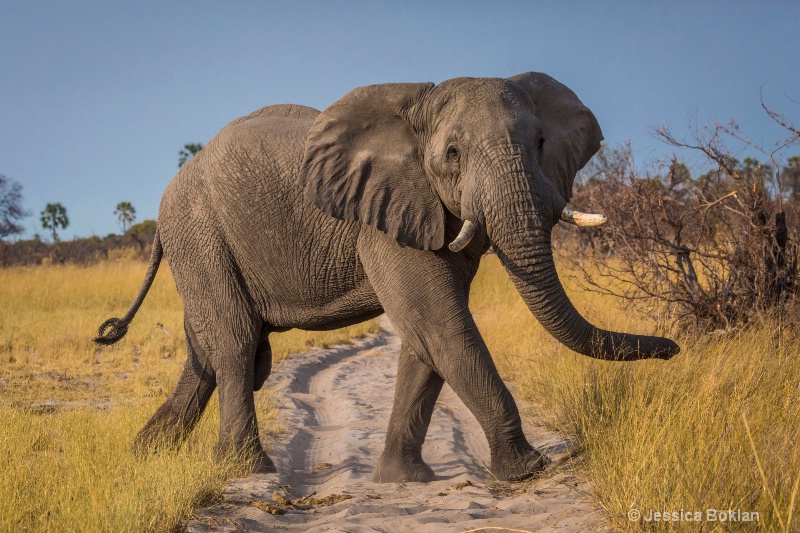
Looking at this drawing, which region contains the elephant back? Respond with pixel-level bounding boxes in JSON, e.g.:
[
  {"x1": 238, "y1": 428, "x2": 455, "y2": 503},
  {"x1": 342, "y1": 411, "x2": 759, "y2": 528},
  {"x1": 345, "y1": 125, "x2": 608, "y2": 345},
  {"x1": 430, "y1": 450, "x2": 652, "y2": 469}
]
[
  {"x1": 226, "y1": 104, "x2": 320, "y2": 128},
  {"x1": 204, "y1": 104, "x2": 321, "y2": 178}
]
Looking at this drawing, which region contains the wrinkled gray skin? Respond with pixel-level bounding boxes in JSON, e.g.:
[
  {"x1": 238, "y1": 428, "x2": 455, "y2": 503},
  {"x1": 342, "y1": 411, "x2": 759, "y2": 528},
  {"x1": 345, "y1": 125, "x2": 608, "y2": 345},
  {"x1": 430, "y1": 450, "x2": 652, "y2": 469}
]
[{"x1": 96, "y1": 73, "x2": 679, "y2": 483}]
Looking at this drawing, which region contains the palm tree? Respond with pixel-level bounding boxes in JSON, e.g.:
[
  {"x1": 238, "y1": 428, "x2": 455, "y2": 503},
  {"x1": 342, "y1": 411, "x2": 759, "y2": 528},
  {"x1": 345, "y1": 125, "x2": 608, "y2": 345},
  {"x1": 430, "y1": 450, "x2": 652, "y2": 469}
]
[
  {"x1": 40, "y1": 203, "x2": 69, "y2": 241},
  {"x1": 178, "y1": 143, "x2": 204, "y2": 168},
  {"x1": 114, "y1": 201, "x2": 136, "y2": 233}
]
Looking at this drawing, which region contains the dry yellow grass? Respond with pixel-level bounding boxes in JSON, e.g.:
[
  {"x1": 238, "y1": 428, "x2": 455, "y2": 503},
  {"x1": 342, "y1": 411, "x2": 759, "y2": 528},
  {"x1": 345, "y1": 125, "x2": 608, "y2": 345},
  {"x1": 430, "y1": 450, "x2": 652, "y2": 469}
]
[
  {"x1": 5, "y1": 251, "x2": 797, "y2": 531},
  {"x1": 0, "y1": 257, "x2": 379, "y2": 532},
  {"x1": 470, "y1": 253, "x2": 800, "y2": 532}
]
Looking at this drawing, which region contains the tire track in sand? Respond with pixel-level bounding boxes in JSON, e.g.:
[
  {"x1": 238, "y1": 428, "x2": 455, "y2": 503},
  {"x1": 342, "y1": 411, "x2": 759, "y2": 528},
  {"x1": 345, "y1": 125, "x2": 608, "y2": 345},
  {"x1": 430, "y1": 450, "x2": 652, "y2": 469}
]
[{"x1": 187, "y1": 317, "x2": 610, "y2": 532}]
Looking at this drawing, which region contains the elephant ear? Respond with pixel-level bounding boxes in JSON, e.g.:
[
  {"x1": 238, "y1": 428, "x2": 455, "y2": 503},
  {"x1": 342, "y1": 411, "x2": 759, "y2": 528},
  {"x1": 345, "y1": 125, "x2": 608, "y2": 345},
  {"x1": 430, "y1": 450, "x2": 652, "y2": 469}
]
[
  {"x1": 299, "y1": 82, "x2": 445, "y2": 250},
  {"x1": 509, "y1": 72, "x2": 603, "y2": 201}
]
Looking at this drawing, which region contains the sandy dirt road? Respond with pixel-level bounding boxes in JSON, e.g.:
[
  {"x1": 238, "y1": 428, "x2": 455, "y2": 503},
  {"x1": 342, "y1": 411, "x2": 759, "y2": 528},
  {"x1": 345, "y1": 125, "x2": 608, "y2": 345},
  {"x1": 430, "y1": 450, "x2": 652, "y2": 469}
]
[{"x1": 187, "y1": 317, "x2": 610, "y2": 532}]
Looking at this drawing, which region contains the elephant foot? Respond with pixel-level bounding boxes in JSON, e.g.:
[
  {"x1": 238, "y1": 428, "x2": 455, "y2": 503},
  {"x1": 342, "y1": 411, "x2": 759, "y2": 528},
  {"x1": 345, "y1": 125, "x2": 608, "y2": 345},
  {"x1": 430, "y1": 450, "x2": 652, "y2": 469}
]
[
  {"x1": 214, "y1": 439, "x2": 277, "y2": 474},
  {"x1": 373, "y1": 452, "x2": 436, "y2": 483},
  {"x1": 490, "y1": 446, "x2": 550, "y2": 482}
]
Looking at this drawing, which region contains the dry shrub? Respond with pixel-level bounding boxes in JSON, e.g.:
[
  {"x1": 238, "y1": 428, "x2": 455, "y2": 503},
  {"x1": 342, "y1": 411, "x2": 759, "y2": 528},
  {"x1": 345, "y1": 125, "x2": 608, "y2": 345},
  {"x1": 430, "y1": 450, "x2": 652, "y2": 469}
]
[{"x1": 566, "y1": 105, "x2": 800, "y2": 333}]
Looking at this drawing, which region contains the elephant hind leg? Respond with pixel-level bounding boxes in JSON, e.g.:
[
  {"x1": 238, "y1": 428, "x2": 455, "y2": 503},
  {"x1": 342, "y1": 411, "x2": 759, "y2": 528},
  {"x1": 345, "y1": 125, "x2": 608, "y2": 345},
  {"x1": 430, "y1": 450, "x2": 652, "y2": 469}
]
[
  {"x1": 253, "y1": 326, "x2": 272, "y2": 392},
  {"x1": 374, "y1": 343, "x2": 443, "y2": 483},
  {"x1": 210, "y1": 320, "x2": 276, "y2": 474},
  {"x1": 133, "y1": 321, "x2": 216, "y2": 453},
  {"x1": 164, "y1": 234, "x2": 274, "y2": 474},
  {"x1": 181, "y1": 296, "x2": 275, "y2": 473}
]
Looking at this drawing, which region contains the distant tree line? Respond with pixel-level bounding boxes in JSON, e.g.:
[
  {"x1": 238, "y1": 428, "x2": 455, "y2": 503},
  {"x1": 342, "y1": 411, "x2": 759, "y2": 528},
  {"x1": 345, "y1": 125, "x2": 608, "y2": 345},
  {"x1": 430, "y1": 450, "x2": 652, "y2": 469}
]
[
  {"x1": 0, "y1": 177, "x2": 158, "y2": 266},
  {"x1": 0, "y1": 218, "x2": 157, "y2": 267},
  {"x1": 0, "y1": 142, "x2": 205, "y2": 266}
]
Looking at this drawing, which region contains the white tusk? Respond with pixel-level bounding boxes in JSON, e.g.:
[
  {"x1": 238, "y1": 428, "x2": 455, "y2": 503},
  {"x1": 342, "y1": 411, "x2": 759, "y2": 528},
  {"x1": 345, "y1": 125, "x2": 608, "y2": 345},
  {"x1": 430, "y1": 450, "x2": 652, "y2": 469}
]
[
  {"x1": 448, "y1": 220, "x2": 476, "y2": 252},
  {"x1": 560, "y1": 206, "x2": 607, "y2": 227}
]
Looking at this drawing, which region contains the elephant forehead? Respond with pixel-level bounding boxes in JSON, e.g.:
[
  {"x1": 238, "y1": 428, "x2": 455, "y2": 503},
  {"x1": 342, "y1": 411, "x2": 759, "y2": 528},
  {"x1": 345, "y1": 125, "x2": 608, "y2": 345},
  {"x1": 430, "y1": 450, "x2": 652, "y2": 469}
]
[
  {"x1": 437, "y1": 78, "x2": 528, "y2": 109},
  {"x1": 432, "y1": 80, "x2": 536, "y2": 136}
]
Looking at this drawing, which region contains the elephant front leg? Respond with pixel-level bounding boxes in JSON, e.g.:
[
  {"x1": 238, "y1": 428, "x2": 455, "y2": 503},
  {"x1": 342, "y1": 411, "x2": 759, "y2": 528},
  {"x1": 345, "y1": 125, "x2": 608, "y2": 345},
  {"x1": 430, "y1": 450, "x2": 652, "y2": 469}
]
[
  {"x1": 374, "y1": 343, "x2": 444, "y2": 483},
  {"x1": 358, "y1": 228, "x2": 548, "y2": 482}
]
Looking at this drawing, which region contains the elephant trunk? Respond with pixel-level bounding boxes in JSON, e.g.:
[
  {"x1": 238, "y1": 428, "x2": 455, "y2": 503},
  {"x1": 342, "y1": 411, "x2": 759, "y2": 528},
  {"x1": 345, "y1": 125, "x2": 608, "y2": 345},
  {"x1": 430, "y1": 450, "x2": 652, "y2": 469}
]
[{"x1": 484, "y1": 170, "x2": 679, "y2": 361}]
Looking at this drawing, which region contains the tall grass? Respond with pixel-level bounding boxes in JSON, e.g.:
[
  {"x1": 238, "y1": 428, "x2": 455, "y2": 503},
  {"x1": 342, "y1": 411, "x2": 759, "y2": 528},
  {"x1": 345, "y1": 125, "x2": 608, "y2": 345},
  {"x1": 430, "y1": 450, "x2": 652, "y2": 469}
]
[
  {"x1": 0, "y1": 401, "x2": 243, "y2": 532},
  {"x1": 6, "y1": 252, "x2": 797, "y2": 531},
  {"x1": 0, "y1": 258, "x2": 378, "y2": 532},
  {"x1": 470, "y1": 254, "x2": 800, "y2": 531}
]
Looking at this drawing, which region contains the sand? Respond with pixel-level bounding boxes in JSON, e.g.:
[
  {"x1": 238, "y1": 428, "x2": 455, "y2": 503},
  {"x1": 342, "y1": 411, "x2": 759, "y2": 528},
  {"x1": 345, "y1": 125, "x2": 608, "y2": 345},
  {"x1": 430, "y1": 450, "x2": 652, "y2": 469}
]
[{"x1": 187, "y1": 317, "x2": 610, "y2": 532}]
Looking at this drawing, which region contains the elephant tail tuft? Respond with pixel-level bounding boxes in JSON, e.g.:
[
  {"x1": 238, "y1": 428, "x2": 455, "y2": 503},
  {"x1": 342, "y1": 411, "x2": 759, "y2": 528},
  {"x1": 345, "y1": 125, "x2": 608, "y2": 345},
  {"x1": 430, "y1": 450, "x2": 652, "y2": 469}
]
[
  {"x1": 93, "y1": 229, "x2": 163, "y2": 346},
  {"x1": 94, "y1": 317, "x2": 130, "y2": 345}
]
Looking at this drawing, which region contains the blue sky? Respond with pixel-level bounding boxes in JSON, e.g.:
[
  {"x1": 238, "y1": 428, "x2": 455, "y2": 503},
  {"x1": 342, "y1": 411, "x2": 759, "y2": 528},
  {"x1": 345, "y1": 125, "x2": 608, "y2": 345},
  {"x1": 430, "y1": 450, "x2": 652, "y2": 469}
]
[{"x1": 1, "y1": 1, "x2": 797, "y2": 240}]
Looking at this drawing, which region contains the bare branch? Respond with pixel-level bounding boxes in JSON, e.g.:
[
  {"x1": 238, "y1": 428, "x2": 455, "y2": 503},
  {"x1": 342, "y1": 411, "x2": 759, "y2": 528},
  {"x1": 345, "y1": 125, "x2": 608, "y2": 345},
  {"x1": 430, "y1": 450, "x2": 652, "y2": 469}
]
[{"x1": 564, "y1": 104, "x2": 800, "y2": 332}]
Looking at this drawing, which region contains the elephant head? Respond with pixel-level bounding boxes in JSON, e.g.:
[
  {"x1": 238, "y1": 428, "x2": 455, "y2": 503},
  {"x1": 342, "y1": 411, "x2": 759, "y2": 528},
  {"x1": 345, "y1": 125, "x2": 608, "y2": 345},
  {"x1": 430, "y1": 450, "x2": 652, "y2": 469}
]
[{"x1": 299, "y1": 73, "x2": 679, "y2": 361}]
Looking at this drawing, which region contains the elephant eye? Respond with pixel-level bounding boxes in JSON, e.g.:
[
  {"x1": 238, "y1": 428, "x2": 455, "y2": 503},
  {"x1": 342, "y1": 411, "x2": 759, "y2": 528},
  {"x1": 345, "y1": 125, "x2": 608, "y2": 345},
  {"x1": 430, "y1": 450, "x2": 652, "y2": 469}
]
[
  {"x1": 538, "y1": 137, "x2": 545, "y2": 151},
  {"x1": 446, "y1": 145, "x2": 460, "y2": 162}
]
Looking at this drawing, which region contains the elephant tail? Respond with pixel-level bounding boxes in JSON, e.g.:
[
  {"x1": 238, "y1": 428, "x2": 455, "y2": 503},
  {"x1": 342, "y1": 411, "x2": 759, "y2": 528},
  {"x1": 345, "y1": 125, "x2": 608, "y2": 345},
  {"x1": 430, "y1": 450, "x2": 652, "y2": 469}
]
[{"x1": 94, "y1": 229, "x2": 164, "y2": 345}]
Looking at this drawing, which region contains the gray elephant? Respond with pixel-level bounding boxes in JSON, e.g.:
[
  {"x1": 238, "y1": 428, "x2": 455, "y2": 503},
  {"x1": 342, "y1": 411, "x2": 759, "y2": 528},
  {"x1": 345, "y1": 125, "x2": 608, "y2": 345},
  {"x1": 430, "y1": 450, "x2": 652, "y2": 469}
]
[{"x1": 95, "y1": 72, "x2": 679, "y2": 483}]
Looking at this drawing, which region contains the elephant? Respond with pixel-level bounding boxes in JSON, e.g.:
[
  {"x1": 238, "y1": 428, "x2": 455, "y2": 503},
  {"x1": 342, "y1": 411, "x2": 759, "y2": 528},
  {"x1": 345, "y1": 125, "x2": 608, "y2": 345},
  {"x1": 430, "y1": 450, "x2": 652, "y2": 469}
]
[{"x1": 95, "y1": 72, "x2": 679, "y2": 483}]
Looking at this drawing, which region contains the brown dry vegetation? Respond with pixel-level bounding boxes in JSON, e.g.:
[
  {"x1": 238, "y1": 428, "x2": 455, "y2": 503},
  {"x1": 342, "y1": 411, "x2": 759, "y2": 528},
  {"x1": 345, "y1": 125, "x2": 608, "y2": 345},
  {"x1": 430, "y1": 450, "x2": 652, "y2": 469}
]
[
  {"x1": 567, "y1": 109, "x2": 800, "y2": 335},
  {"x1": 0, "y1": 258, "x2": 378, "y2": 532}
]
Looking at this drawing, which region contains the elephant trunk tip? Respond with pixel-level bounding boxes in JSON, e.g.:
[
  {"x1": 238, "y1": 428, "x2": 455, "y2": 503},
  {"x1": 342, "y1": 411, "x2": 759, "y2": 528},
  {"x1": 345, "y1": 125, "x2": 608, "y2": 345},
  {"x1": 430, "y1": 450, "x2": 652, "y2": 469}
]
[
  {"x1": 595, "y1": 333, "x2": 681, "y2": 361},
  {"x1": 94, "y1": 317, "x2": 130, "y2": 345},
  {"x1": 655, "y1": 338, "x2": 681, "y2": 360}
]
